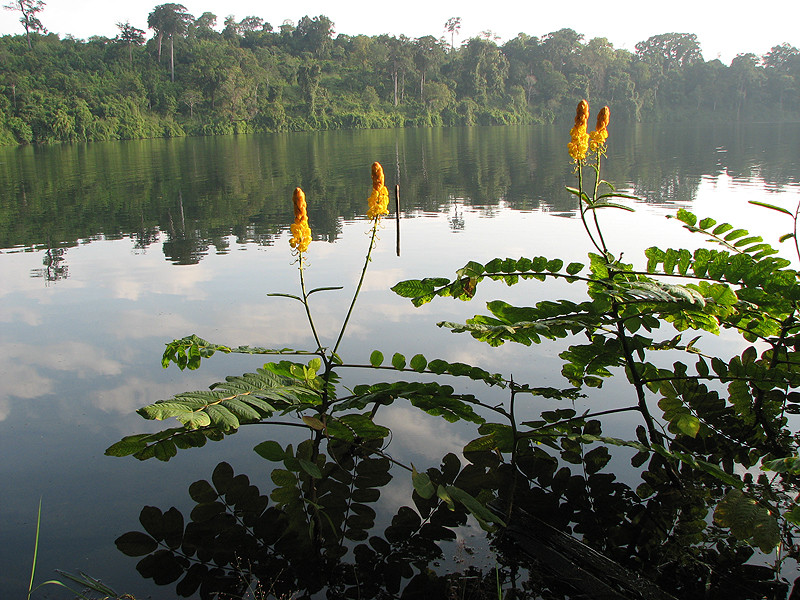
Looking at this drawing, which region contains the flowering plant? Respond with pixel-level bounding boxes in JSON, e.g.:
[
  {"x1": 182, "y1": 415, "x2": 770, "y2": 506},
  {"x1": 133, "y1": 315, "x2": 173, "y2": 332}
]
[{"x1": 109, "y1": 108, "x2": 800, "y2": 598}]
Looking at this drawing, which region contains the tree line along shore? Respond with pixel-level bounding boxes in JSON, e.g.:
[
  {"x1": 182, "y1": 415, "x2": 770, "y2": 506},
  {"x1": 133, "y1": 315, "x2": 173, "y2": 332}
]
[{"x1": 1, "y1": 2, "x2": 799, "y2": 145}]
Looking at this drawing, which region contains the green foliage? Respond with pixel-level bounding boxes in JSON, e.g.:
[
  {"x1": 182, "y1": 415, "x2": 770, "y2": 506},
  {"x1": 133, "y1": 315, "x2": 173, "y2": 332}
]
[
  {"x1": 391, "y1": 256, "x2": 586, "y2": 307},
  {"x1": 714, "y1": 490, "x2": 781, "y2": 553},
  {"x1": 390, "y1": 145, "x2": 800, "y2": 574},
  {"x1": 110, "y1": 128, "x2": 800, "y2": 597},
  {"x1": 2, "y1": 20, "x2": 800, "y2": 145}
]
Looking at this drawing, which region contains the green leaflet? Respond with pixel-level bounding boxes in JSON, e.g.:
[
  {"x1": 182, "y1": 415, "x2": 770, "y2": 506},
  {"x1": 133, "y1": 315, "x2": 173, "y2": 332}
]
[
  {"x1": 391, "y1": 256, "x2": 587, "y2": 307},
  {"x1": 762, "y1": 454, "x2": 800, "y2": 474},
  {"x1": 344, "y1": 380, "x2": 487, "y2": 425},
  {"x1": 105, "y1": 427, "x2": 223, "y2": 462},
  {"x1": 133, "y1": 364, "x2": 320, "y2": 436},
  {"x1": 445, "y1": 485, "x2": 506, "y2": 530},
  {"x1": 369, "y1": 350, "x2": 384, "y2": 367},
  {"x1": 254, "y1": 440, "x2": 286, "y2": 461},
  {"x1": 713, "y1": 489, "x2": 781, "y2": 553},
  {"x1": 439, "y1": 298, "x2": 595, "y2": 347},
  {"x1": 162, "y1": 334, "x2": 314, "y2": 370},
  {"x1": 411, "y1": 466, "x2": 435, "y2": 499},
  {"x1": 334, "y1": 414, "x2": 391, "y2": 440}
]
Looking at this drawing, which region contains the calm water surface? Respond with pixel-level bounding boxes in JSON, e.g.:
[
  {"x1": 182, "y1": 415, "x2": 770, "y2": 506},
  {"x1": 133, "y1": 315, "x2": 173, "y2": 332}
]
[{"x1": 1, "y1": 123, "x2": 799, "y2": 598}]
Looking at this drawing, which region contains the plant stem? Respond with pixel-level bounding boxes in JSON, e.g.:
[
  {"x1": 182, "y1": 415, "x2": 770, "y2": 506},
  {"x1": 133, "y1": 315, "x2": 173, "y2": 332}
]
[
  {"x1": 576, "y1": 164, "x2": 605, "y2": 256},
  {"x1": 793, "y1": 202, "x2": 800, "y2": 263},
  {"x1": 753, "y1": 313, "x2": 795, "y2": 454},
  {"x1": 332, "y1": 220, "x2": 380, "y2": 356},
  {"x1": 614, "y1": 312, "x2": 660, "y2": 445},
  {"x1": 506, "y1": 377, "x2": 519, "y2": 522},
  {"x1": 590, "y1": 155, "x2": 609, "y2": 255},
  {"x1": 298, "y1": 256, "x2": 323, "y2": 352},
  {"x1": 27, "y1": 497, "x2": 42, "y2": 599}
]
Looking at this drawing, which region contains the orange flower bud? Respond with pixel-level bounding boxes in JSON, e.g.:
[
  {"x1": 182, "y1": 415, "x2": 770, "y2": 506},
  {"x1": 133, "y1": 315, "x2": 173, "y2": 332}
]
[
  {"x1": 589, "y1": 106, "x2": 610, "y2": 152},
  {"x1": 574, "y1": 100, "x2": 589, "y2": 128},
  {"x1": 568, "y1": 100, "x2": 590, "y2": 162},
  {"x1": 596, "y1": 106, "x2": 610, "y2": 131},
  {"x1": 289, "y1": 187, "x2": 311, "y2": 253},
  {"x1": 367, "y1": 162, "x2": 389, "y2": 220},
  {"x1": 371, "y1": 161, "x2": 385, "y2": 191},
  {"x1": 293, "y1": 187, "x2": 307, "y2": 221}
]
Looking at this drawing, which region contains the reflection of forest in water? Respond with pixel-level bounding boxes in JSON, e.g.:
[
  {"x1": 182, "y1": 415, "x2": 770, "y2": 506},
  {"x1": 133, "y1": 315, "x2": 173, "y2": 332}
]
[{"x1": 0, "y1": 122, "x2": 798, "y2": 265}]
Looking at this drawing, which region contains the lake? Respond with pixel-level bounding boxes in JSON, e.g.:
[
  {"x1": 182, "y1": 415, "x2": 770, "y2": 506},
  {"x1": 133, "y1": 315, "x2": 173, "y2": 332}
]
[{"x1": 1, "y1": 122, "x2": 800, "y2": 598}]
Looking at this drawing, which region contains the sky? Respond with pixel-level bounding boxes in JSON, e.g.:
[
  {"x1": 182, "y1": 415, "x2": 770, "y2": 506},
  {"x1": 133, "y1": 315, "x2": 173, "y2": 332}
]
[{"x1": 0, "y1": 0, "x2": 795, "y2": 65}]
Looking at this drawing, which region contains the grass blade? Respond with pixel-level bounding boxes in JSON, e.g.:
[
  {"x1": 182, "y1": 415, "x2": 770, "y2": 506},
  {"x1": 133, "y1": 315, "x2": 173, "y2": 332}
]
[{"x1": 27, "y1": 497, "x2": 42, "y2": 599}]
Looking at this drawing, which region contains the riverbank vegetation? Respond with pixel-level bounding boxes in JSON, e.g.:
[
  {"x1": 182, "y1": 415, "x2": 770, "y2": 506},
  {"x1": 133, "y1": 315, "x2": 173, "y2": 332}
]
[{"x1": 1, "y1": 3, "x2": 800, "y2": 145}]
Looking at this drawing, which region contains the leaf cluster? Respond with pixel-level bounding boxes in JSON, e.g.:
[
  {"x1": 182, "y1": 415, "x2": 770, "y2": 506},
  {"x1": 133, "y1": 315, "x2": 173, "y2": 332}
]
[{"x1": 110, "y1": 189, "x2": 800, "y2": 598}]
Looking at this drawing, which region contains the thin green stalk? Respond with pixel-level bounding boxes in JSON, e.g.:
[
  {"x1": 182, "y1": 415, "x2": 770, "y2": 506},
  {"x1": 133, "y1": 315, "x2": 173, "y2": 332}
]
[
  {"x1": 298, "y1": 255, "x2": 323, "y2": 352},
  {"x1": 27, "y1": 497, "x2": 42, "y2": 599},
  {"x1": 793, "y1": 201, "x2": 800, "y2": 263},
  {"x1": 332, "y1": 220, "x2": 380, "y2": 356},
  {"x1": 614, "y1": 311, "x2": 660, "y2": 445},
  {"x1": 590, "y1": 154, "x2": 609, "y2": 255},
  {"x1": 576, "y1": 164, "x2": 605, "y2": 256},
  {"x1": 753, "y1": 312, "x2": 795, "y2": 454},
  {"x1": 506, "y1": 378, "x2": 519, "y2": 523}
]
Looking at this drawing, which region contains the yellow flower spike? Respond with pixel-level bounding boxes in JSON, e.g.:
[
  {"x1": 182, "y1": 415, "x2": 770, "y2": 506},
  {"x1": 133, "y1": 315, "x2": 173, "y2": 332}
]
[
  {"x1": 568, "y1": 99, "x2": 590, "y2": 162},
  {"x1": 367, "y1": 161, "x2": 390, "y2": 220},
  {"x1": 589, "y1": 105, "x2": 610, "y2": 153},
  {"x1": 289, "y1": 187, "x2": 312, "y2": 253}
]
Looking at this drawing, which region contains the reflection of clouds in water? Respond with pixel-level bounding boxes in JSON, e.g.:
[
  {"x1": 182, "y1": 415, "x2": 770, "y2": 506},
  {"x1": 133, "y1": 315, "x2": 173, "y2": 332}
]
[
  {"x1": 379, "y1": 404, "x2": 468, "y2": 462},
  {"x1": 446, "y1": 343, "x2": 562, "y2": 376},
  {"x1": 109, "y1": 263, "x2": 215, "y2": 301},
  {"x1": 1, "y1": 341, "x2": 122, "y2": 378},
  {"x1": 93, "y1": 376, "x2": 177, "y2": 415},
  {"x1": 374, "y1": 477, "x2": 414, "y2": 517},
  {"x1": 359, "y1": 268, "x2": 407, "y2": 292},
  {"x1": 110, "y1": 309, "x2": 196, "y2": 340},
  {"x1": 211, "y1": 302, "x2": 333, "y2": 347},
  {"x1": 0, "y1": 342, "x2": 124, "y2": 420},
  {"x1": 0, "y1": 305, "x2": 41, "y2": 326},
  {"x1": 45, "y1": 341, "x2": 123, "y2": 377},
  {"x1": 0, "y1": 363, "x2": 54, "y2": 401}
]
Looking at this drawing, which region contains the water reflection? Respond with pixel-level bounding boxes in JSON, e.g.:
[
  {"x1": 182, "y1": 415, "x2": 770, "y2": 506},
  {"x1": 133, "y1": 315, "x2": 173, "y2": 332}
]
[
  {"x1": 119, "y1": 437, "x2": 789, "y2": 599},
  {"x1": 1, "y1": 123, "x2": 798, "y2": 264},
  {"x1": 2, "y1": 124, "x2": 800, "y2": 599},
  {"x1": 30, "y1": 245, "x2": 69, "y2": 282}
]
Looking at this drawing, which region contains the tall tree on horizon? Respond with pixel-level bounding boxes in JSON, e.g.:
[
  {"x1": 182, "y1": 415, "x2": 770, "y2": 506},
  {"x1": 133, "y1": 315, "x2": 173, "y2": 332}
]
[
  {"x1": 292, "y1": 15, "x2": 334, "y2": 57},
  {"x1": 413, "y1": 35, "x2": 445, "y2": 99},
  {"x1": 4, "y1": 0, "x2": 46, "y2": 49},
  {"x1": 148, "y1": 3, "x2": 194, "y2": 82},
  {"x1": 444, "y1": 17, "x2": 461, "y2": 52},
  {"x1": 116, "y1": 21, "x2": 146, "y2": 63}
]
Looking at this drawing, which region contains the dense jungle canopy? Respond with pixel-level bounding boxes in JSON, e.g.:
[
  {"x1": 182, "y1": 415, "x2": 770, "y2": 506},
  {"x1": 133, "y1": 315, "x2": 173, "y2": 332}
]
[{"x1": 0, "y1": 2, "x2": 799, "y2": 145}]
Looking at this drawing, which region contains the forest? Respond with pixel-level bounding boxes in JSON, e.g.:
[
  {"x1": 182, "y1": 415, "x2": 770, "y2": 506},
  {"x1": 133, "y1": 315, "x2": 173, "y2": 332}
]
[{"x1": 0, "y1": 2, "x2": 799, "y2": 145}]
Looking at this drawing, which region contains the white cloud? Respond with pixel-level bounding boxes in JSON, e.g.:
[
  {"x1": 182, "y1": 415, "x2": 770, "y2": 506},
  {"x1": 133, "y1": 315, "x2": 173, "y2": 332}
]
[
  {"x1": 107, "y1": 263, "x2": 215, "y2": 301},
  {"x1": 109, "y1": 309, "x2": 196, "y2": 340},
  {"x1": 0, "y1": 305, "x2": 41, "y2": 326},
  {"x1": 378, "y1": 404, "x2": 468, "y2": 462},
  {"x1": 0, "y1": 341, "x2": 123, "y2": 405},
  {"x1": 0, "y1": 363, "x2": 54, "y2": 401},
  {"x1": 92, "y1": 376, "x2": 176, "y2": 414}
]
